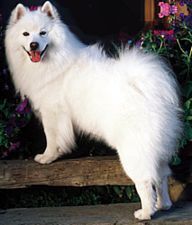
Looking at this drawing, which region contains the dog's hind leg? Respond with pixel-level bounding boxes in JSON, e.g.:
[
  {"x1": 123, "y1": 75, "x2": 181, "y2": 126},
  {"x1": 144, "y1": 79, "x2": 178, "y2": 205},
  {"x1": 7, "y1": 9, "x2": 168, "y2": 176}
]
[
  {"x1": 155, "y1": 163, "x2": 172, "y2": 211},
  {"x1": 134, "y1": 180, "x2": 157, "y2": 220},
  {"x1": 118, "y1": 151, "x2": 157, "y2": 220}
]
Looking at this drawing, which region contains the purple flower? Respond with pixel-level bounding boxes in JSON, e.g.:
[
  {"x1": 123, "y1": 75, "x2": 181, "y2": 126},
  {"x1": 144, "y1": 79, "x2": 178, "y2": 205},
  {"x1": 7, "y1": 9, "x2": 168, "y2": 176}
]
[
  {"x1": 180, "y1": 13, "x2": 185, "y2": 19},
  {"x1": 170, "y1": 5, "x2": 178, "y2": 14},
  {"x1": 16, "y1": 98, "x2": 29, "y2": 114},
  {"x1": 1, "y1": 142, "x2": 21, "y2": 159},
  {"x1": 2, "y1": 151, "x2": 9, "y2": 158},
  {"x1": 184, "y1": 14, "x2": 192, "y2": 26},
  {"x1": 5, "y1": 125, "x2": 14, "y2": 136},
  {"x1": 180, "y1": 1, "x2": 185, "y2": 6},
  {"x1": 181, "y1": 0, "x2": 192, "y2": 4},
  {"x1": 9, "y1": 142, "x2": 20, "y2": 152},
  {"x1": 135, "y1": 40, "x2": 143, "y2": 48}
]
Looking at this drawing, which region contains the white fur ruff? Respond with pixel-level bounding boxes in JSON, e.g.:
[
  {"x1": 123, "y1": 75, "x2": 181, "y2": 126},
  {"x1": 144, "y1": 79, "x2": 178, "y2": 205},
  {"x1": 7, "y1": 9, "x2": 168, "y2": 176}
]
[{"x1": 5, "y1": 1, "x2": 183, "y2": 220}]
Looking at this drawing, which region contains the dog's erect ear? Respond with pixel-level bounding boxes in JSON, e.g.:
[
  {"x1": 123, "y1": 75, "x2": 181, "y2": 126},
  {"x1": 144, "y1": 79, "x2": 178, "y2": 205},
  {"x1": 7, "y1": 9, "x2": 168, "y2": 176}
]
[
  {"x1": 10, "y1": 4, "x2": 26, "y2": 24},
  {"x1": 41, "y1": 1, "x2": 59, "y2": 19}
]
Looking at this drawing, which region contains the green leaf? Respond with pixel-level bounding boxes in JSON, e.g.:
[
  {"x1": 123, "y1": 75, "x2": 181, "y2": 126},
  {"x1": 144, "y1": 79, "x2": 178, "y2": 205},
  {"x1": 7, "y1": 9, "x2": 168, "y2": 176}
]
[
  {"x1": 181, "y1": 38, "x2": 192, "y2": 44},
  {"x1": 113, "y1": 186, "x2": 122, "y2": 198},
  {"x1": 186, "y1": 116, "x2": 192, "y2": 121},
  {"x1": 171, "y1": 155, "x2": 181, "y2": 166},
  {"x1": 183, "y1": 82, "x2": 192, "y2": 98},
  {"x1": 125, "y1": 186, "x2": 132, "y2": 199},
  {"x1": 184, "y1": 99, "x2": 191, "y2": 110},
  {"x1": 184, "y1": 124, "x2": 192, "y2": 140},
  {"x1": 0, "y1": 99, "x2": 7, "y2": 111}
]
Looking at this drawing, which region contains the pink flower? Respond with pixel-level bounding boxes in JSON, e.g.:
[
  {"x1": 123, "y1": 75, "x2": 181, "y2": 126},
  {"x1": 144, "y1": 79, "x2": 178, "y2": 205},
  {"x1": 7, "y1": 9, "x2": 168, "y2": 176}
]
[
  {"x1": 153, "y1": 30, "x2": 175, "y2": 40},
  {"x1": 159, "y1": 2, "x2": 171, "y2": 18},
  {"x1": 158, "y1": 2, "x2": 178, "y2": 18},
  {"x1": 153, "y1": 30, "x2": 174, "y2": 35}
]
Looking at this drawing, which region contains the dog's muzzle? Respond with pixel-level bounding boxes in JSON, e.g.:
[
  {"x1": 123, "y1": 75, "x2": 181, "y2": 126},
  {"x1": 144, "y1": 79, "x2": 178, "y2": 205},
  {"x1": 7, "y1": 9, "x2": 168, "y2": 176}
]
[{"x1": 23, "y1": 44, "x2": 48, "y2": 63}]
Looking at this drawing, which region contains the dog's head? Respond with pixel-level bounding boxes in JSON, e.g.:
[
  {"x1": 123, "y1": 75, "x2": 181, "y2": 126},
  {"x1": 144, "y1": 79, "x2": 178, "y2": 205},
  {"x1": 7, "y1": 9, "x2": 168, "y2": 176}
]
[{"x1": 7, "y1": 1, "x2": 59, "y2": 63}]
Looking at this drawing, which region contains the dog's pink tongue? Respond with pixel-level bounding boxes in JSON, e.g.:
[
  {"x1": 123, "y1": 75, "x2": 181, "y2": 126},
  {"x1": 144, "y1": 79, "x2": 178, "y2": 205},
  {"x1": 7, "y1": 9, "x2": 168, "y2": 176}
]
[{"x1": 30, "y1": 51, "x2": 41, "y2": 62}]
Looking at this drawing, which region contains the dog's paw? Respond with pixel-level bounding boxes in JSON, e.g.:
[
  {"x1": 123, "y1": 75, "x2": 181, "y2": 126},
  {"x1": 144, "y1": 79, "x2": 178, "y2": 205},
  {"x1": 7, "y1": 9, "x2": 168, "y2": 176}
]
[
  {"x1": 34, "y1": 154, "x2": 56, "y2": 164},
  {"x1": 134, "y1": 209, "x2": 151, "y2": 221},
  {"x1": 156, "y1": 201, "x2": 172, "y2": 211}
]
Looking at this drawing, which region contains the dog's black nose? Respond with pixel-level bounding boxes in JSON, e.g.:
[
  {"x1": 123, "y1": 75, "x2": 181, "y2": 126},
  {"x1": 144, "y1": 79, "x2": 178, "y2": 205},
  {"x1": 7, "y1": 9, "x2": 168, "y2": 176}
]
[{"x1": 30, "y1": 42, "x2": 39, "y2": 50}]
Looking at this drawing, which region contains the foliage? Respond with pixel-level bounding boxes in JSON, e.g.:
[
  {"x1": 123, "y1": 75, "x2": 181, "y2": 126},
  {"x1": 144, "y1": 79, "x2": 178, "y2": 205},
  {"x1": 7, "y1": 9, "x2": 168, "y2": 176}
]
[
  {"x1": 0, "y1": 98, "x2": 32, "y2": 158},
  {"x1": 0, "y1": 185, "x2": 139, "y2": 208},
  {"x1": 132, "y1": 0, "x2": 192, "y2": 165},
  {"x1": 0, "y1": 21, "x2": 32, "y2": 159}
]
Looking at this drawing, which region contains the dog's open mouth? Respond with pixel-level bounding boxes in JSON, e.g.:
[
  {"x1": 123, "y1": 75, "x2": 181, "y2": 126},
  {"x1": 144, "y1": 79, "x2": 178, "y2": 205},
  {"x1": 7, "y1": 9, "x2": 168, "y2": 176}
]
[{"x1": 23, "y1": 45, "x2": 48, "y2": 63}]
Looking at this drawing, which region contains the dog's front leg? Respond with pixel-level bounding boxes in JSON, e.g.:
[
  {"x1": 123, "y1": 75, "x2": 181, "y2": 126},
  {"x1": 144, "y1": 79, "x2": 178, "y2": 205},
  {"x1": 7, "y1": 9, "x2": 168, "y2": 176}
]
[{"x1": 34, "y1": 111, "x2": 62, "y2": 164}]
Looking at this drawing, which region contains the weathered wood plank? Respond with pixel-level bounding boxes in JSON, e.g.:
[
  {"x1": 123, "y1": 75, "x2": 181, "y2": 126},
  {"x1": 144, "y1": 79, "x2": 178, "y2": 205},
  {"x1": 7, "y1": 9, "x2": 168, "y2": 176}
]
[
  {"x1": 0, "y1": 156, "x2": 133, "y2": 188},
  {"x1": 0, "y1": 156, "x2": 191, "y2": 202},
  {"x1": 1, "y1": 202, "x2": 192, "y2": 225}
]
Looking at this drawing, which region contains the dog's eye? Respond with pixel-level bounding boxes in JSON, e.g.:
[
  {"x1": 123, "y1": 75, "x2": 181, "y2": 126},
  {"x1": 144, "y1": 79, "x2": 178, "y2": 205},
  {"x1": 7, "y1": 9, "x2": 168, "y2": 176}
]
[
  {"x1": 23, "y1": 32, "x2": 30, "y2": 36},
  {"x1": 40, "y1": 31, "x2": 47, "y2": 36}
]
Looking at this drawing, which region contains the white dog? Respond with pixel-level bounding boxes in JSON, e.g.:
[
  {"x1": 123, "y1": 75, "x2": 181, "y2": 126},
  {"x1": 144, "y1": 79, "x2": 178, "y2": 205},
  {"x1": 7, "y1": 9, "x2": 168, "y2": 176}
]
[{"x1": 5, "y1": 1, "x2": 183, "y2": 220}]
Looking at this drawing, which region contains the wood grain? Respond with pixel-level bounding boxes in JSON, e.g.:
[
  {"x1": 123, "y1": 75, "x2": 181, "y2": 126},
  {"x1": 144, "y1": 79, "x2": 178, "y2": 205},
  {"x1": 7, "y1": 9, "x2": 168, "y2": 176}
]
[
  {"x1": 0, "y1": 156, "x2": 191, "y2": 203},
  {"x1": 145, "y1": 0, "x2": 155, "y2": 23},
  {"x1": 0, "y1": 156, "x2": 132, "y2": 188}
]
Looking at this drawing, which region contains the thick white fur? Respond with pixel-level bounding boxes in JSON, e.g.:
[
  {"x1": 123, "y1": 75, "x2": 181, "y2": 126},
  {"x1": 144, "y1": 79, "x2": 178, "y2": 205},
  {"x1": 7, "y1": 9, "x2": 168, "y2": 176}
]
[{"x1": 5, "y1": 1, "x2": 183, "y2": 220}]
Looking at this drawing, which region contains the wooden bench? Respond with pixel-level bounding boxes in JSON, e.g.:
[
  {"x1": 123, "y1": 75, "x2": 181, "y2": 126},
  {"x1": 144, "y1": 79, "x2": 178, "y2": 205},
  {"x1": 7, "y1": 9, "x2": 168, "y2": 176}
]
[
  {"x1": 0, "y1": 156, "x2": 190, "y2": 195},
  {"x1": 0, "y1": 156, "x2": 192, "y2": 225}
]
